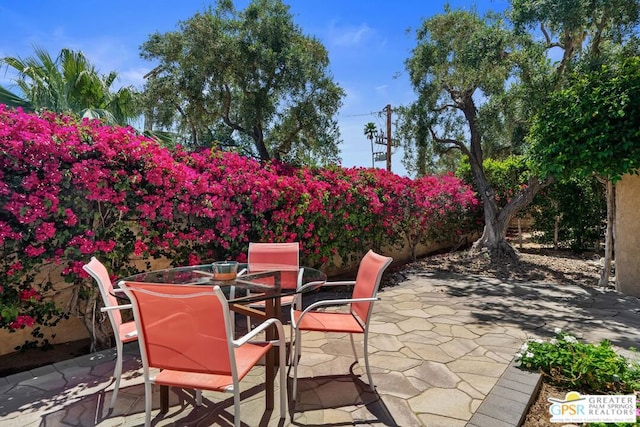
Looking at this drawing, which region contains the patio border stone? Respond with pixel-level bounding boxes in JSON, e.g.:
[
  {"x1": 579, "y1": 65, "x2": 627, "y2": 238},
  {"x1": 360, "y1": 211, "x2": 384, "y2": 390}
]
[{"x1": 466, "y1": 361, "x2": 542, "y2": 427}]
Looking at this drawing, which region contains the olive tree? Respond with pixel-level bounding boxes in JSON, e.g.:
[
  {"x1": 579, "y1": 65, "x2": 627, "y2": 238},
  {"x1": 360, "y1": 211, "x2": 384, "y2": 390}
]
[
  {"x1": 139, "y1": 0, "x2": 344, "y2": 164},
  {"x1": 404, "y1": 7, "x2": 553, "y2": 258},
  {"x1": 403, "y1": 1, "x2": 640, "y2": 259},
  {"x1": 513, "y1": 0, "x2": 640, "y2": 284}
]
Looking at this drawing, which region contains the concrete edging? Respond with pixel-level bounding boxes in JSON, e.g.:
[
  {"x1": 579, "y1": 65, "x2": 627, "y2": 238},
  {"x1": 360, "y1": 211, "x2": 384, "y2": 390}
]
[{"x1": 467, "y1": 361, "x2": 543, "y2": 427}]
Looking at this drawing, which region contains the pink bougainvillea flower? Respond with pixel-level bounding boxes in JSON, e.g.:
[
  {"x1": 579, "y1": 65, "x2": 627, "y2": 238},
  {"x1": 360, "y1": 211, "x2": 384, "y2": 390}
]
[
  {"x1": 9, "y1": 315, "x2": 36, "y2": 329},
  {"x1": 35, "y1": 222, "x2": 56, "y2": 241},
  {"x1": 6, "y1": 261, "x2": 23, "y2": 276},
  {"x1": 25, "y1": 245, "x2": 46, "y2": 257},
  {"x1": 19, "y1": 288, "x2": 40, "y2": 301},
  {"x1": 63, "y1": 208, "x2": 77, "y2": 226},
  {"x1": 0, "y1": 105, "x2": 480, "y2": 345},
  {"x1": 187, "y1": 253, "x2": 201, "y2": 266},
  {"x1": 133, "y1": 240, "x2": 148, "y2": 256}
]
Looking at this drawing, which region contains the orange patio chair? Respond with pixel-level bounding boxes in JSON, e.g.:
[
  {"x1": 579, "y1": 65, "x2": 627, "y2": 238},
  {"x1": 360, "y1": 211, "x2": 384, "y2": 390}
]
[
  {"x1": 241, "y1": 242, "x2": 302, "y2": 331},
  {"x1": 82, "y1": 256, "x2": 138, "y2": 409},
  {"x1": 289, "y1": 249, "x2": 393, "y2": 398},
  {"x1": 119, "y1": 281, "x2": 287, "y2": 427}
]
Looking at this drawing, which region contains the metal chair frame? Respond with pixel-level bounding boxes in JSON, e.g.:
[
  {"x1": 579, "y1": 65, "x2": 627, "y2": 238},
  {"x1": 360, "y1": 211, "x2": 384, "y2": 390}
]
[{"x1": 119, "y1": 282, "x2": 286, "y2": 427}]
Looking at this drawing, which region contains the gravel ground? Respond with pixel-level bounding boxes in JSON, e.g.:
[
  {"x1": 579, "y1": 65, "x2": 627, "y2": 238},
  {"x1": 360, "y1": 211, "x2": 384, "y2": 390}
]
[{"x1": 383, "y1": 242, "x2": 606, "y2": 291}]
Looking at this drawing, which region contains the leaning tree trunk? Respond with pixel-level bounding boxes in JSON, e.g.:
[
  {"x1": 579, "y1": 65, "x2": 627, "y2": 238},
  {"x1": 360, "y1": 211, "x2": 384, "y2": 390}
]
[
  {"x1": 453, "y1": 94, "x2": 555, "y2": 259},
  {"x1": 471, "y1": 174, "x2": 555, "y2": 259},
  {"x1": 599, "y1": 178, "x2": 615, "y2": 288},
  {"x1": 472, "y1": 196, "x2": 516, "y2": 258}
]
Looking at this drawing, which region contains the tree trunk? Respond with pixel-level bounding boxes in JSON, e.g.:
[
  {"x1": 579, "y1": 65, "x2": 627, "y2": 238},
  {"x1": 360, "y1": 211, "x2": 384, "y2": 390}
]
[
  {"x1": 252, "y1": 124, "x2": 271, "y2": 160},
  {"x1": 76, "y1": 285, "x2": 114, "y2": 352},
  {"x1": 472, "y1": 214, "x2": 517, "y2": 258},
  {"x1": 438, "y1": 91, "x2": 555, "y2": 260},
  {"x1": 454, "y1": 93, "x2": 554, "y2": 259},
  {"x1": 517, "y1": 218, "x2": 523, "y2": 250},
  {"x1": 599, "y1": 179, "x2": 615, "y2": 287},
  {"x1": 471, "y1": 174, "x2": 555, "y2": 259}
]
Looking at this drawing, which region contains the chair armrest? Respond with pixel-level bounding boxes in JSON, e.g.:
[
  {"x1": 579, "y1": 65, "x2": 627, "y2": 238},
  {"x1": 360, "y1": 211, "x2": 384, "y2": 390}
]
[
  {"x1": 292, "y1": 279, "x2": 325, "y2": 310},
  {"x1": 113, "y1": 288, "x2": 126, "y2": 293},
  {"x1": 234, "y1": 317, "x2": 285, "y2": 347},
  {"x1": 100, "y1": 304, "x2": 132, "y2": 312},
  {"x1": 237, "y1": 268, "x2": 247, "y2": 276},
  {"x1": 321, "y1": 280, "x2": 356, "y2": 287},
  {"x1": 293, "y1": 297, "x2": 380, "y2": 320}
]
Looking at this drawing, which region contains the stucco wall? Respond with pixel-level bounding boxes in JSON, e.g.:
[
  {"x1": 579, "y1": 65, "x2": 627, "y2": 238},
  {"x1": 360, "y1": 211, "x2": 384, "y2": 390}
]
[
  {"x1": 0, "y1": 262, "x2": 92, "y2": 356},
  {"x1": 0, "y1": 257, "x2": 170, "y2": 357},
  {"x1": 615, "y1": 173, "x2": 640, "y2": 297}
]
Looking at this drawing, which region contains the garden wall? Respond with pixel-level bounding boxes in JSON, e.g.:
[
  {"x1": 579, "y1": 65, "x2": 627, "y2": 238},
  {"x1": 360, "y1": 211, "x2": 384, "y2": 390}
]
[{"x1": 615, "y1": 173, "x2": 640, "y2": 297}]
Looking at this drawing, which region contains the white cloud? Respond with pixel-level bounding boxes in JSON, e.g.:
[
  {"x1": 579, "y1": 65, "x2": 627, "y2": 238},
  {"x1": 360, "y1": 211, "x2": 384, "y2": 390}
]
[
  {"x1": 118, "y1": 68, "x2": 150, "y2": 90},
  {"x1": 375, "y1": 84, "x2": 388, "y2": 98},
  {"x1": 327, "y1": 21, "x2": 374, "y2": 47}
]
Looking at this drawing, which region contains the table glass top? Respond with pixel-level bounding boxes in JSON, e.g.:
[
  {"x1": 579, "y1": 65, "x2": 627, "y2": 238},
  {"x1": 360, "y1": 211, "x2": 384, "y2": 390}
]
[{"x1": 119, "y1": 263, "x2": 326, "y2": 304}]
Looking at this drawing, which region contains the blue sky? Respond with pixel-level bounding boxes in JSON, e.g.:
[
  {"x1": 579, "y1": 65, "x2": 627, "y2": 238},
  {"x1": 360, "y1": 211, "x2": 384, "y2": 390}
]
[{"x1": 0, "y1": 0, "x2": 508, "y2": 176}]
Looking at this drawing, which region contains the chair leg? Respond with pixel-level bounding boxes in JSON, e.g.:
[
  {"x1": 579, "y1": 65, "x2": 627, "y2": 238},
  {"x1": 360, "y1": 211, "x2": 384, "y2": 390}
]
[
  {"x1": 233, "y1": 389, "x2": 241, "y2": 427},
  {"x1": 288, "y1": 322, "x2": 295, "y2": 365},
  {"x1": 278, "y1": 337, "x2": 286, "y2": 418},
  {"x1": 349, "y1": 333, "x2": 358, "y2": 363},
  {"x1": 110, "y1": 340, "x2": 124, "y2": 408},
  {"x1": 292, "y1": 328, "x2": 302, "y2": 397},
  {"x1": 362, "y1": 332, "x2": 375, "y2": 391},
  {"x1": 196, "y1": 389, "x2": 202, "y2": 406},
  {"x1": 144, "y1": 381, "x2": 152, "y2": 427}
]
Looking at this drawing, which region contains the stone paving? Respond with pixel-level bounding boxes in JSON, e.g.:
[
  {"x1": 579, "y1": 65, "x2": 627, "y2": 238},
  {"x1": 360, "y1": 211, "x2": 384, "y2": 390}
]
[{"x1": 1, "y1": 268, "x2": 640, "y2": 426}]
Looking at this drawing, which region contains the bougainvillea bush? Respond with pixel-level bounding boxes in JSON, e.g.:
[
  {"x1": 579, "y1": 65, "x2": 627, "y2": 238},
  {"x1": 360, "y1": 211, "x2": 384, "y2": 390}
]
[{"x1": 0, "y1": 105, "x2": 479, "y2": 350}]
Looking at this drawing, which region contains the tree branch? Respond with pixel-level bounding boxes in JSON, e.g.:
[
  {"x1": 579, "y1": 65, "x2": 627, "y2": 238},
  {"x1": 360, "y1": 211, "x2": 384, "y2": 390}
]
[
  {"x1": 433, "y1": 103, "x2": 458, "y2": 112},
  {"x1": 429, "y1": 126, "x2": 471, "y2": 157},
  {"x1": 219, "y1": 84, "x2": 246, "y2": 134},
  {"x1": 540, "y1": 23, "x2": 552, "y2": 46}
]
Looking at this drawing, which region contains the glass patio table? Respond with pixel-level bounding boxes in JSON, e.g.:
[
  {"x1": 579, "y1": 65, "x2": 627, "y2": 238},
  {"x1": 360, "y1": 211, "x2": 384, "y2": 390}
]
[{"x1": 119, "y1": 263, "x2": 327, "y2": 412}]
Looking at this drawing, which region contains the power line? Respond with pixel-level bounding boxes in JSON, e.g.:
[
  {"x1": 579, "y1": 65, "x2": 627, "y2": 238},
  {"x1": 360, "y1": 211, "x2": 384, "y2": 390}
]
[{"x1": 338, "y1": 110, "x2": 386, "y2": 118}]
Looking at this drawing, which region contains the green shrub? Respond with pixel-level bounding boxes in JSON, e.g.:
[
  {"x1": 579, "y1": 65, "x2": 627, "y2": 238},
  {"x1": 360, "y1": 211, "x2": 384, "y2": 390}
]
[
  {"x1": 516, "y1": 329, "x2": 640, "y2": 394},
  {"x1": 457, "y1": 155, "x2": 606, "y2": 251},
  {"x1": 528, "y1": 177, "x2": 606, "y2": 251}
]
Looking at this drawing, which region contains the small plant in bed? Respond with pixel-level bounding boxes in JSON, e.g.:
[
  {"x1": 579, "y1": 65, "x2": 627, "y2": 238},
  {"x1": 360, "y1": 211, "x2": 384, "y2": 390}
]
[{"x1": 516, "y1": 328, "x2": 640, "y2": 427}]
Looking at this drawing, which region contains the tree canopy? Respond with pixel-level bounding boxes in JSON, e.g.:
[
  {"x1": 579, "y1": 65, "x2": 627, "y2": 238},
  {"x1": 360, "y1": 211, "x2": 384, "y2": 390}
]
[
  {"x1": 139, "y1": 0, "x2": 344, "y2": 165},
  {"x1": 510, "y1": 0, "x2": 640, "y2": 70},
  {"x1": 0, "y1": 47, "x2": 139, "y2": 126},
  {"x1": 529, "y1": 55, "x2": 640, "y2": 183}
]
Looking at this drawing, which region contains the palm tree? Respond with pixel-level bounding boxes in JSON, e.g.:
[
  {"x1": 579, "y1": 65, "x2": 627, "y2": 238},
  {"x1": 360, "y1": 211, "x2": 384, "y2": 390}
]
[
  {"x1": 0, "y1": 46, "x2": 139, "y2": 126},
  {"x1": 363, "y1": 122, "x2": 378, "y2": 167}
]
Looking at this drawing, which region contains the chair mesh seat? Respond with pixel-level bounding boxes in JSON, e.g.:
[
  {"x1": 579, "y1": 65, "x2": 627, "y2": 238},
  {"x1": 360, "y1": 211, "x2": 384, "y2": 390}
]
[{"x1": 292, "y1": 310, "x2": 364, "y2": 333}]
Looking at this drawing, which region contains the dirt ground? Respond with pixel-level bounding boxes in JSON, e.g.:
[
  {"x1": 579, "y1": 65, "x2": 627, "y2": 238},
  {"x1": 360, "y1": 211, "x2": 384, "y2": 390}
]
[
  {"x1": 522, "y1": 382, "x2": 575, "y2": 427},
  {"x1": 0, "y1": 232, "x2": 609, "y2": 426}
]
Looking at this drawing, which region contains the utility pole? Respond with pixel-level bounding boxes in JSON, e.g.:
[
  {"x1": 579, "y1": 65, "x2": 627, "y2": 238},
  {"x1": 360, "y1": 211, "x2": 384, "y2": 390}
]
[
  {"x1": 369, "y1": 105, "x2": 393, "y2": 171},
  {"x1": 385, "y1": 104, "x2": 392, "y2": 172}
]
